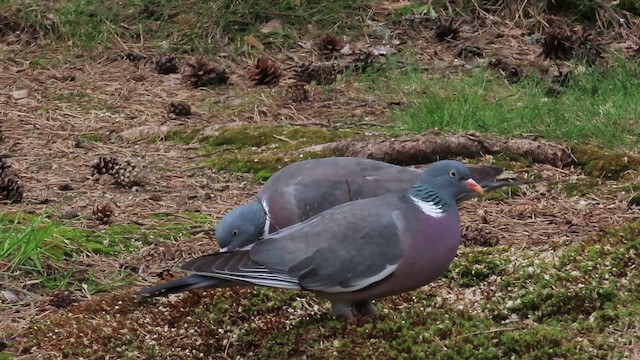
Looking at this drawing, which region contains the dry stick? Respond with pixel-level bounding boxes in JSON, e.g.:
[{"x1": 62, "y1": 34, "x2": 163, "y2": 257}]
[
  {"x1": 272, "y1": 134, "x2": 294, "y2": 144},
  {"x1": 303, "y1": 131, "x2": 574, "y2": 168}
]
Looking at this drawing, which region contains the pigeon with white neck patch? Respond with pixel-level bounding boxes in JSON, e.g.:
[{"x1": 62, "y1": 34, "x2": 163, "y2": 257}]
[
  {"x1": 214, "y1": 157, "x2": 518, "y2": 251},
  {"x1": 139, "y1": 160, "x2": 484, "y2": 320}
]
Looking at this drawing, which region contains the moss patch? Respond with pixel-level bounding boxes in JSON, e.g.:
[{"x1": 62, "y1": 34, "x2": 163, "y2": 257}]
[
  {"x1": 445, "y1": 246, "x2": 509, "y2": 287},
  {"x1": 562, "y1": 178, "x2": 602, "y2": 196},
  {"x1": 201, "y1": 125, "x2": 358, "y2": 150},
  {"x1": 571, "y1": 145, "x2": 640, "y2": 179},
  {"x1": 487, "y1": 220, "x2": 640, "y2": 323},
  {"x1": 194, "y1": 125, "x2": 358, "y2": 179}
]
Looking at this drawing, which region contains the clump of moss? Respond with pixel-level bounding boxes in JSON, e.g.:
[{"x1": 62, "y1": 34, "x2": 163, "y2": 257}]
[
  {"x1": 571, "y1": 145, "x2": 640, "y2": 179},
  {"x1": 201, "y1": 125, "x2": 358, "y2": 150},
  {"x1": 198, "y1": 125, "x2": 358, "y2": 179},
  {"x1": 491, "y1": 153, "x2": 532, "y2": 171},
  {"x1": 487, "y1": 220, "x2": 640, "y2": 323},
  {"x1": 445, "y1": 247, "x2": 508, "y2": 287},
  {"x1": 78, "y1": 133, "x2": 102, "y2": 142},
  {"x1": 562, "y1": 178, "x2": 601, "y2": 196}
]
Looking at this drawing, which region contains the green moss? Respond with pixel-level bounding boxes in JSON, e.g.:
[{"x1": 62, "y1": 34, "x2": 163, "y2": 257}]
[
  {"x1": 201, "y1": 125, "x2": 358, "y2": 151},
  {"x1": 562, "y1": 178, "x2": 602, "y2": 196},
  {"x1": 445, "y1": 247, "x2": 508, "y2": 287},
  {"x1": 571, "y1": 144, "x2": 640, "y2": 179},
  {"x1": 491, "y1": 154, "x2": 532, "y2": 171},
  {"x1": 79, "y1": 133, "x2": 102, "y2": 142},
  {"x1": 487, "y1": 220, "x2": 640, "y2": 324},
  {"x1": 196, "y1": 125, "x2": 358, "y2": 177},
  {"x1": 255, "y1": 169, "x2": 274, "y2": 182}
]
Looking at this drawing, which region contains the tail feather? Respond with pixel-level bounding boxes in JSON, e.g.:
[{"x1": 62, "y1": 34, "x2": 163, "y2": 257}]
[{"x1": 137, "y1": 275, "x2": 237, "y2": 298}]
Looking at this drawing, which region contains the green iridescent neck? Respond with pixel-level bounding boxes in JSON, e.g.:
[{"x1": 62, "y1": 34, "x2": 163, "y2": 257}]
[{"x1": 408, "y1": 184, "x2": 448, "y2": 212}]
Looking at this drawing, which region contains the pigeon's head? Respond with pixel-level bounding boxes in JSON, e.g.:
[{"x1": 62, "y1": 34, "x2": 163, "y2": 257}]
[
  {"x1": 418, "y1": 160, "x2": 484, "y2": 201},
  {"x1": 215, "y1": 201, "x2": 267, "y2": 251}
]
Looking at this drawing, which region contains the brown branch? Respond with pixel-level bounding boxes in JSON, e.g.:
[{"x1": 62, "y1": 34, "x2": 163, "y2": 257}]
[{"x1": 304, "y1": 130, "x2": 573, "y2": 168}]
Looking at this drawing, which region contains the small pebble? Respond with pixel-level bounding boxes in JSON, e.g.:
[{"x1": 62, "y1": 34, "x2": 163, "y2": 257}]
[{"x1": 60, "y1": 208, "x2": 80, "y2": 220}]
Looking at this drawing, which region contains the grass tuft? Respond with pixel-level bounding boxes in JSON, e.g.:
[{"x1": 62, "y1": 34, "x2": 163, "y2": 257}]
[
  {"x1": 0, "y1": 212, "x2": 61, "y2": 273},
  {"x1": 361, "y1": 59, "x2": 640, "y2": 150}
]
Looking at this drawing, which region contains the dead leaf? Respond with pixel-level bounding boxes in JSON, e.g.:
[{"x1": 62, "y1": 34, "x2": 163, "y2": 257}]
[
  {"x1": 10, "y1": 89, "x2": 29, "y2": 100},
  {"x1": 243, "y1": 36, "x2": 264, "y2": 50},
  {"x1": 260, "y1": 19, "x2": 282, "y2": 33}
]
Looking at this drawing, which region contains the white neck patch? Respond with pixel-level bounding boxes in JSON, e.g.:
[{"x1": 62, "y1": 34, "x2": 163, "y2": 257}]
[
  {"x1": 410, "y1": 195, "x2": 445, "y2": 218},
  {"x1": 261, "y1": 198, "x2": 271, "y2": 238}
]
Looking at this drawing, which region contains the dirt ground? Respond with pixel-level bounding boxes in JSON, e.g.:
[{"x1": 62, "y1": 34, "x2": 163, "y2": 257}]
[{"x1": 2, "y1": 6, "x2": 640, "y2": 358}]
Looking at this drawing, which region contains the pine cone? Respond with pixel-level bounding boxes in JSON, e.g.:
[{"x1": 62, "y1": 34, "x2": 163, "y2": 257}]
[
  {"x1": 183, "y1": 57, "x2": 229, "y2": 88},
  {"x1": 248, "y1": 56, "x2": 282, "y2": 86},
  {"x1": 0, "y1": 155, "x2": 23, "y2": 203},
  {"x1": 292, "y1": 62, "x2": 340, "y2": 85},
  {"x1": 155, "y1": 55, "x2": 179, "y2": 75},
  {"x1": 123, "y1": 52, "x2": 146, "y2": 62},
  {"x1": 0, "y1": 172, "x2": 23, "y2": 203},
  {"x1": 49, "y1": 290, "x2": 75, "y2": 309},
  {"x1": 542, "y1": 27, "x2": 575, "y2": 60},
  {"x1": 167, "y1": 101, "x2": 191, "y2": 117},
  {"x1": 286, "y1": 82, "x2": 310, "y2": 103},
  {"x1": 434, "y1": 17, "x2": 461, "y2": 42},
  {"x1": 93, "y1": 202, "x2": 115, "y2": 224},
  {"x1": 92, "y1": 156, "x2": 120, "y2": 176},
  {"x1": 113, "y1": 159, "x2": 142, "y2": 187},
  {"x1": 318, "y1": 33, "x2": 345, "y2": 54}
]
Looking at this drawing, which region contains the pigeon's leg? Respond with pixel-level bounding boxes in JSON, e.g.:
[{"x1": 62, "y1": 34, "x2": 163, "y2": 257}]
[
  {"x1": 352, "y1": 300, "x2": 378, "y2": 318},
  {"x1": 330, "y1": 301, "x2": 356, "y2": 321}
]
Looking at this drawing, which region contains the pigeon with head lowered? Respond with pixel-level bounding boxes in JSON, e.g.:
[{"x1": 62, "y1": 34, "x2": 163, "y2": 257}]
[
  {"x1": 215, "y1": 157, "x2": 518, "y2": 251},
  {"x1": 139, "y1": 160, "x2": 484, "y2": 320}
]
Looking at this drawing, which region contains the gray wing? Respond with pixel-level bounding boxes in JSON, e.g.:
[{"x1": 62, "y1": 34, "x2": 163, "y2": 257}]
[
  {"x1": 251, "y1": 195, "x2": 405, "y2": 292},
  {"x1": 261, "y1": 157, "x2": 420, "y2": 221},
  {"x1": 262, "y1": 159, "x2": 514, "y2": 220},
  {"x1": 184, "y1": 194, "x2": 406, "y2": 293}
]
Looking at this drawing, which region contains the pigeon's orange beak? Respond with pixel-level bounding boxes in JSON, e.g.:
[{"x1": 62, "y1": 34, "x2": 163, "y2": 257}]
[{"x1": 465, "y1": 179, "x2": 484, "y2": 195}]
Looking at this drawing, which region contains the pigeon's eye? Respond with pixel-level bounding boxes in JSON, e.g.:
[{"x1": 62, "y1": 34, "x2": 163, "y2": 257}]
[
  {"x1": 449, "y1": 170, "x2": 457, "y2": 178},
  {"x1": 232, "y1": 229, "x2": 239, "y2": 236}
]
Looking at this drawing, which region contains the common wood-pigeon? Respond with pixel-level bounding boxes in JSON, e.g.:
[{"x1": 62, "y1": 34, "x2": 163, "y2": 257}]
[
  {"x1": 139, "y1": 160, "x2": 484, "y2": 320},
  {"x1": 215, "y1": 157, "x2": 517, "y2": 251}
]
